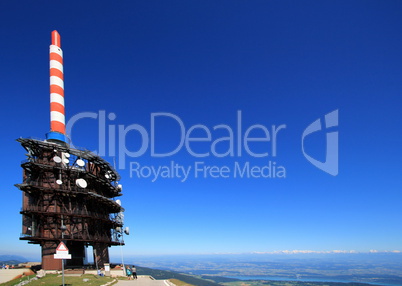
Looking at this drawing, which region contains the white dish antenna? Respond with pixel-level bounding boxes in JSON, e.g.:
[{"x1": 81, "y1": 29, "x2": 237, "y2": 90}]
[
  {"x1": 56, "y1": 179, "x2": 63, "y2": 185},
  {"x1": 105, "y1": 174, "x2": 110, "y2": 179},
  {"x1": 76, "y1": 178, "x2": 87, "y2": 188},
  {"x1": 116, "y1": 227, "x2": 122, "y2": 233},
  {"x1": 116, "y1": 199, "x2": 121, "y2": 206},
  {"x1": 124, "y1": 227, "x2": 130, "y2": 235},
  {"x1": 76, "y1": 159, "x2": 85, "y2": 167},
  {"x1": 64, "y1": 153, "x2": 70, "y2": 158},
  {"x1": 53, "y1": 156, "x2": 62, "y2": 163},
  {"x1": 63, "y1": 158, "x2": 69, "y2": 164},
  {"x1": 117, "y1": 184, "x2": 123, "y2": 191}
]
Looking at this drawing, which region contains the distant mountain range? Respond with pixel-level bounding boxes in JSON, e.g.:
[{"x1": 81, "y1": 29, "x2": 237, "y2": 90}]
[{"x1": 0, "y1": 255, "x2": 29, "y2": 265}]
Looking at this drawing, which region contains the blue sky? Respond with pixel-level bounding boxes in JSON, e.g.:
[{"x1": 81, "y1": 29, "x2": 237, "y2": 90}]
[{"x1": 0, "y1": 1, "x2": 401, "y2": 260}]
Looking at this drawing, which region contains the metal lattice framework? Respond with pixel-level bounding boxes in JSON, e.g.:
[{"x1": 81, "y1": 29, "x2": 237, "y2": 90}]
[{"x1": 16, "y1": 138, "x2": 124, "y2": 269}]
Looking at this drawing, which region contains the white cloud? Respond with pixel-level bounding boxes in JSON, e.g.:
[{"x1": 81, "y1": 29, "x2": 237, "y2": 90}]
[{"x1": 250, "y1": 249, "x2": 401, "y2": 255}]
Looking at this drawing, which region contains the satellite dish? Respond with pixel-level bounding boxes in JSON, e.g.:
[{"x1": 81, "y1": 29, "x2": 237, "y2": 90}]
[
  {"x1": 117, "y1": 184, "x2": 123, "y2": 191},
  {"x1": 56, "y1": 179, "x2": 63, "y2": 185},
  {"x1": 76, "y1": 159, "x2": 85, "y2": 167},
  {"x1": 53, "y1": 156, "x2": 62, "y2": 163},
  {"x1": 116, "y1": 199, "x2": 121, "y2": 206},
  {"x1": 105, "y1": 174, "x2": 110, "y2": 179},
  {"x1": 124, "y1": 227, "x2": 130, "y2": 235},
  {"x1": 76, "y1": 178, "x2": 87, "y2": 188},
  {"x1": 116, "y1": 227, "x2": 122, "y2": 233},
  {"x1": 64, "y1": 153, "x2": 70, "y2": 158},
  {"x1": 63, "y1": 158, "x2": 69, "y2": 164}
]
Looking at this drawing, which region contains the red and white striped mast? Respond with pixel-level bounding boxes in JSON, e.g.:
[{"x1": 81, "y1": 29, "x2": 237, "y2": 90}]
[{"x1": 46, "y1": 30, "x2": 67, "y2": 144}]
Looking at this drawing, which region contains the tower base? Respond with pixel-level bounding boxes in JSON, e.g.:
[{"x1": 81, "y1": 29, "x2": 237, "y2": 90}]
[
  {"x1": 42, "y1": 241, "x2": 62, "y2": 270},
  {"x1": 41, "y1": 241, "x2": 86, "y2": 270},
  {"x1": 93, "y1": 243, "x2": 110, "y2": 268}
]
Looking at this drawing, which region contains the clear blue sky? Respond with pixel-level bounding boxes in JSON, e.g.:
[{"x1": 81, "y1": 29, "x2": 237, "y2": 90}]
[{"x1": 0, "y1": 1, "x2": 401, "y2": 260}]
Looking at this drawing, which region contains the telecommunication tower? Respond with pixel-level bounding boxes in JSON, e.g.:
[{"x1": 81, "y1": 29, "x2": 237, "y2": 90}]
[{"x1": 16, "y1": 31, "x2": 125, "y2": 270}]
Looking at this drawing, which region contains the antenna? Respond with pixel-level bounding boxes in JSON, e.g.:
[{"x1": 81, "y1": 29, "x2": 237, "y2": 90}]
[
  {"x1": 124, "y1": 227, "x2": 130, "y2": 235},
  {"x1": 17, "y1": 30, "x2": 124, "y2": 272},
  {"x1": 76, "y1": 159, "x2": 85, "y2": 167},
  {"x1": 56, "y1": 170, "x2": 63, "y2": 185},
  {"x1": 76, "y1": 178, "x2": 87, "y2": 188},
  {"x1": 46, "y1": 30, "x2": 67, "y2": 144},
  {"x1": 53, "y1": 156, "x2": 62, "y2": 163}
]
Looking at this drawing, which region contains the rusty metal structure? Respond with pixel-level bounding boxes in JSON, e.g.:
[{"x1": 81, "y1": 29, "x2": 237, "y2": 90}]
[
  {"x1": 16, "y1": 139, "x2": 124, "y2": 269},
  {"x1": 15, "y1": 31, "x2": 125, "y2": 270}
]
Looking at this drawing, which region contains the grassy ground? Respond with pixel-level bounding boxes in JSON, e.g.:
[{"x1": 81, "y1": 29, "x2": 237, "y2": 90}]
[
  {"x1": 0, "y1": 274, "x2": 115, "y2": 286},
  {"x1": 0, "y1": 273, "x2": 36, "y2": 286},
  {"x1": 169, "y1": 279, "x2": 196, "y2": 286}
]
